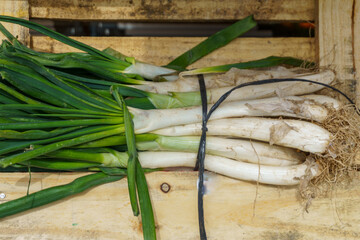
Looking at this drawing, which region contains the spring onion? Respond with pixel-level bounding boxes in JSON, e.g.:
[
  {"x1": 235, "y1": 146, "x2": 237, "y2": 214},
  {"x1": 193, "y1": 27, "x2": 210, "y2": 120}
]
[
  {"x1": 153, "y1": 117, "x2": 332, "y2": 154},
  {"x1": 0, "y1": 16, "x2": 343, "y2": 240}
]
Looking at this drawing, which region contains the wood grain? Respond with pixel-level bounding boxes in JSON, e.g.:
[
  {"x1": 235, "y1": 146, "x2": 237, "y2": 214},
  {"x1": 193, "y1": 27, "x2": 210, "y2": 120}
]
[
  {"x1": 1, "y1": 1, "x2": 359, "y2": 239},
  {"x1": 31, "y1": 36, "x2": 316, "y2": 68},
  {"x1": 0, "y1": 171, "x2": 359, "y2": 239},
  {"x1": 316, "y1": 0, "x2": 356, "y2": 101},
  {"x1": 28, "y1": 0, "x2": 315, "y2": 21},
  {"x1": 0, "y1": 0, "x2": 29, "y2": 45}
]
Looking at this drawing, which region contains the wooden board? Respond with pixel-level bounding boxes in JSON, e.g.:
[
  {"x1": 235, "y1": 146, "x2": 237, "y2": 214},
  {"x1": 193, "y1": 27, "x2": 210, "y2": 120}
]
[
  {"x1": 0, "y1": 0, "x2": 29, "y2": 45},
  {"x1": 316, "y1": 0, "x2": 356, "y2": 101},
  {"x1": 1, "y1": 0, "x2": 360, "y2": 239},
  {"x1": 31, "y1": 36, "x2": 316, "y2": 68},
  {"x1": 28, "y1": 0, "x2": 315, "y2": 21},
  {"x1": 0, "y1": 171, "x2": 359, "y2": 239}
]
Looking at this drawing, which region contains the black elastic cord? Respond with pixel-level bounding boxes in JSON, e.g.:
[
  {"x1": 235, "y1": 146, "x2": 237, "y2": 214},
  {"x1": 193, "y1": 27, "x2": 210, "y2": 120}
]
[
  {"x1": 195, "y1": 74, "x2": 208, "y2": 170},
  {"x1": 196, "y1": 74, "x2": 208, "y2": 240},
  {"x1": 194, "y1": 76, "x2": 356, "y2": 240}
]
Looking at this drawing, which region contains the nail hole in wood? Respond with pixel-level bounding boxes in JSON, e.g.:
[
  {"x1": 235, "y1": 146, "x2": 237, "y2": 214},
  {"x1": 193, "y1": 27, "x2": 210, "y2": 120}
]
[{"x1": 160, "y1": 183, "x2": 171, "y2": 193}]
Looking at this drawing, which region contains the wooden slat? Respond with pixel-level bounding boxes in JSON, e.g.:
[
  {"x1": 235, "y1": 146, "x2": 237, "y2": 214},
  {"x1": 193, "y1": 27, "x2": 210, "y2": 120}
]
[
  {"x1": 31, "y1": 36, "x2": 315, "y2": 68},
  {"x1": 0, "y1": 0, "x2": 29, "y2": 45},
  {"x1": 28, "y1": 0, "x2": 315, "y2": 21},
  {"x1": 0, "y1": 171, "x2": 359, "y2": 239},
  {"x1": 316, "y1": 0, "x2": 356, "y2": 101},
  {"x1": 355, "y1": 0, "x2": 360, "y2": 106}
]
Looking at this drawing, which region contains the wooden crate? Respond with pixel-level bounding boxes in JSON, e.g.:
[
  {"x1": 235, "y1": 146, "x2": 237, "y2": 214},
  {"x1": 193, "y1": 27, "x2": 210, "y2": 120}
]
[{"x1": 1, "y1": 0, "x2": 360, "y2": 239}]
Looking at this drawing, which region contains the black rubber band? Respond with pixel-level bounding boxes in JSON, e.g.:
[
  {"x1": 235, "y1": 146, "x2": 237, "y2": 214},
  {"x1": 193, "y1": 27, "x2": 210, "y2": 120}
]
[
  {"x1": 196, "y1": 74, "x2": 208, "y2": 240},
  {"x1": 194, "y1": 74, "x2": 208, "y2": 170}
]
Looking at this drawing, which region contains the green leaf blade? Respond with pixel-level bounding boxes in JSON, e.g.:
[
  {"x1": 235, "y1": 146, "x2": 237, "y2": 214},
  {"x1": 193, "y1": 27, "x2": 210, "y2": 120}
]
[
  {"x1": 136, "y1": 162, "x2": 156, "y2": 240},
  {"x1": 0, "y1": 125, "x2": 125, "y2": 168},
  {"x1": 167, "y1": 15, "x2": 257, "y2": 69},
  {"x1": 0, "y1": 172, "x2": 124, "y2": 219},
  {"x1": 112, "y1": 88, "x2": 139, "y2": 216},
  {"x1": 0, "y1": 17, "x2": 119, "y2": 62},
  {"x1": 184, "y1": 56, "x2": 315, "y2": 75}
]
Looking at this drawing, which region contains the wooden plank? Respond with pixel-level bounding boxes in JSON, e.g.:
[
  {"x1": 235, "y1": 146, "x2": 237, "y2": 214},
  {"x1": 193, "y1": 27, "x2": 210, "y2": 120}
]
[
  {"x1": 31, "y1": 36, "x2": 315, "y2": 68},
  {"x1": 0, "y1": 171, "x2": 359, "y2": 239},
  {"x1": 355, "y1": 0, "x2": 360, "y2": 106},
  {"x1": 0, "y1": 0, "x2": 29, "y2": 45},
  {"x1": 316, "y1": 0, "x2": 356, "y2": 101},
  {"x1": 28, "y1": 0, "x2": 315, "y2": 21}
]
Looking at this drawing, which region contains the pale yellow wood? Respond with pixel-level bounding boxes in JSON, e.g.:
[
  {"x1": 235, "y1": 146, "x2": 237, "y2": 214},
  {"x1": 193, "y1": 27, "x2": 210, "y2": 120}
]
[
  {"x1": 0, "y1": 0, "x2": 29, "y2": 45},
  {"x1": 0, "y1": 171, "x2": 359, "y2": 239},
  {"x1": 316, "y1": 0, "x2": 356, "y2": 101},
  {"x1": 355, "y1": 0, "x2": 360, "y2": 106},
  {"x1": 1, "y1": 1, "x2": 359, "y2": 239},
  {"x1": 28, "y1": 0, "x2": 315, "y2": 21},
  {"x1": 31, "y1": 36, "x2": 315, "y2": 68}
]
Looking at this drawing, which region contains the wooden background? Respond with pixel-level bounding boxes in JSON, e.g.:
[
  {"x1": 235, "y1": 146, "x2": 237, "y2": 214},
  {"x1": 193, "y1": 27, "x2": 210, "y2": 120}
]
[{"x1": 0, "y1": 0, "x2": 360, "y2": 239}]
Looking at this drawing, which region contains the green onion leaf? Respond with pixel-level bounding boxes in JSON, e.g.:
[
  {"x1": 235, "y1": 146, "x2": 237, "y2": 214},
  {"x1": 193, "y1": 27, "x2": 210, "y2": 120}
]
[
  {"x1": 25, "y1": 159, "x2": 101, "y2": 170},
  {"x1": 0, "y1": 125, "x2": 118, "y2": 155},
  {"x1": 112, "y1": 87, "x2": 139, "y2": 216},
  {"x1": 136, "y1": 161, "x2": 156, "y2": 240},
  {"x1": 0, "y1": 17, "x2": 119, "y2": 62},
  {"x1": 99, "y1": 167, "x2": 127, "y2": 176},
  {"x1": 0, "y1": 126, "x2": 124, "y2": 168},
  {"x1": 166, "y1": 15, "x2": 257, "y2": 70},
  {"x1": 0, "y1": 172, "x2": 125, "y2": 219},
  {"x1": 183, "y1": 56, "x2": 316, "y2": 75}
]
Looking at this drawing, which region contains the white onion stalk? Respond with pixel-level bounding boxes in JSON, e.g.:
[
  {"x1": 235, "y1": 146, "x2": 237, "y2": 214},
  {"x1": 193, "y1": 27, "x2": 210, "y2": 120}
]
[
  {"x1": 132, "y1": 95, "x2": 340, "y2": 133},
  {"x1": 138, "y1": 152, "x2": 319, "y2": 186},
  {"x1": 60, "y1": 150, "x2": 316, "y2": 185},
  {"x1": 134, "y1": 66, "x2": 298, "y2": 93},
  {"x1": 170, "y1": 70, "x2": 335, "y2": 106},
  {"x1": 123, "y1": 61, "x2": 178, "y2": 81},
  {"x1": 137, "y1": 136, "x2": 305, "y2": 166},
  {"x1": 134, "y1": 69, "x2": 334, "y2": 105},
  {"x1": 152, "y1": 118, "x2": 332, "y2": 154}
]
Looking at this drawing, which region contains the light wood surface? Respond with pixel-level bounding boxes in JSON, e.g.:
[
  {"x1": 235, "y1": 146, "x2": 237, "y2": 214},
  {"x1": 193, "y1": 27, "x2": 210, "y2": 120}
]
[
  {"x1": 316, "y1": 0, "x2": 356, "y2": 101},
  {"x1": 28, "y1": 0, "x2": 315, "y2": 21},
  {"x1": 31, "y1": 36, "x2": 316, "y2": 68},
  {"x1": 0, "y1": 0, "x2": 29, "y2": 45},
  {"x1": 0, "y1": 171, "x2": 359, "y2": 240},
  {"x1": 1, "y1": 0, "x2": 360, "y2": 239}
]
